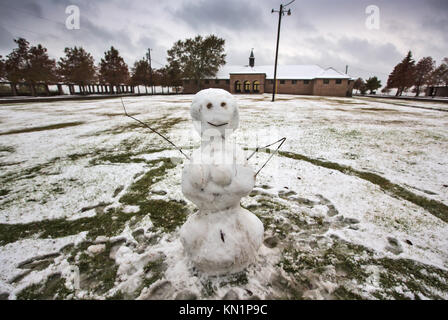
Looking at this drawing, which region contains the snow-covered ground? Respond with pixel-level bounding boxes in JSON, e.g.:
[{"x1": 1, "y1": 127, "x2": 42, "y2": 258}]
[{"x1": 0, "y1": 94, "x2": 447, "y2": 300}]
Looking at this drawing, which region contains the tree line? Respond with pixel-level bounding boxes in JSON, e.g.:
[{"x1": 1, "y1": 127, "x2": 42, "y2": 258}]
[
  {"x1": 353, "y1": 52, "x2": 448, "y2": 97},
  {"x1": 0, "y1": 35, "x2": 226, "y2": 96}
]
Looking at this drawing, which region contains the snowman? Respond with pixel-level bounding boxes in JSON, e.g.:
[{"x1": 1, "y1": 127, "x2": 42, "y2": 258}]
[{"x1": 180, "y1": 88, "x2": 264, "y2": 275}]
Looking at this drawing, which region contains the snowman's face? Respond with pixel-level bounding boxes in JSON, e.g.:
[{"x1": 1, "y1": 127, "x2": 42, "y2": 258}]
[{"x1": 191, "y1": 88, "x2": 239, "y2": 137}]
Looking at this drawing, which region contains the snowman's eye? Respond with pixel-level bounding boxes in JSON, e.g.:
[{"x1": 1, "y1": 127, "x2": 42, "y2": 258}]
[
  {"x1": 221, "y1": 102, "x2": 226, "y2": 107},
  {"x1": 206, "y1": 103, "x2": 213, "y2": 109}
]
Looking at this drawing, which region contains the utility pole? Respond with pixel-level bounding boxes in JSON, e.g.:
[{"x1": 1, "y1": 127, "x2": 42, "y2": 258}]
[
  {"x1": 271, "y1": 0, "x2": 295, "y2": 102},
  {"x1": 146, "y1": 48, "x2": 154, "y2": 95}
]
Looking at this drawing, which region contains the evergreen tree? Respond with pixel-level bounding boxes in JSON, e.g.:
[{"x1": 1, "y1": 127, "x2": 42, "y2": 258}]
[
  {"x1": 4, "y1": 38, "x2": 31, "y2": 95},
  {"x1": 365, "y1": 76, "x2": 382, "y2": 94},
  {"x1": 387, "y1": 51, "x2": 415, "y2": 96},
  {"x1": 58, "y1": 46, "x2": 96, "y2": 94},
  {"x1": 5, "y1": 38, "x2": 56, "y2": 96},
  {"x1": 28, "y1": 44, "x2": 57, "y2": 95},
  {"x1": 130, "y1": 58, "x2": 151, "y2": 93},
  {"x1": 413, "y1": 57, "x2": 435, "y2": 96},
  {"x1": 99, "y1": 46, "x2": 129, "y2": 93},
  {"x1": 167, "y1": 35, "x2": 226, "y2": 90}
]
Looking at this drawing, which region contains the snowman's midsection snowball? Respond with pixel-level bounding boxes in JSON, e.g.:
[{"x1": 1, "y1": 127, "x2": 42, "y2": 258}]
[{"x1": 182, "y1": 163, "x2": 255, "y2": 212}]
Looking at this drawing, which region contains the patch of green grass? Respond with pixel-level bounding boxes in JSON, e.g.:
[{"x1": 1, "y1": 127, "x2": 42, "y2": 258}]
[
  {"x1": 0, "y1": 158, "x2": 187, "y2": 245},
  {"x1": 279, "y1": 235, "x2": 448, "y2": 299},
  {"x1": 0, "y1": 145, "x2": 15, "y2": 153},
  {"x1": 106, "y1": 291, "x2": 125, "y2": 300},
  {"x1": 277, "y1": 150, "x2": 448, "y2": 223},
  {"x1": 137, "y1": 256, "x2": 167, "y2": 296},
  {"x1": 280, "y1": 239, "x2": 372, "y2": 281},
  {"x1": 1, "y1": 157, "x2": 61, "y2": 184},
  {"x1": 332, "y1": 286, "x2": 365, "y2": 300},
  {"x1": 244, "y1": 198, "x2": 286, "y2": 230},
  {"x1": 16, "y1": 273, "x2": 73, "y2": 300},
  {"x1": 119, "y1": 158, "x2": 188, "y2": 232},
  {"x1": 200, "y1": 279, "x2": 217, "y2": 297},
  {"x1": 94, "y1": 116, "x2": 184, "y2": 136},
  {"x1": 219, "y1": 271, "x2": 249, "y2": 287},
  {"x1": 372, "y1": 257, "x2": 448, "y2": 299},
  {"x1": 89, "y1": 148, "x2": 167, "y2": 166},
  {"x1": 90, "y1": 153, "x2": 148, "y2": 165},
  {"x1": 67, "y1": 152, "x2": 93, "y2": 161},
  {"x1": 0, "y1": 122, "x2": 84, "y2": 136},
  {"x1": 75, "y1": 242, "x2": 118, "y2": 295}
]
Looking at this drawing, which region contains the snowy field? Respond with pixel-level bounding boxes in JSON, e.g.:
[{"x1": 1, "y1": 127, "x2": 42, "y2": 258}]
[{"x1": 0, "y1": 94, "x2": 447, "y2": 300}]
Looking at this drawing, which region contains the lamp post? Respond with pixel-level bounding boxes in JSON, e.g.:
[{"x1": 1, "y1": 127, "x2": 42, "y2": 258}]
[{"x1": 271, "y1": 0, "x2": 295, "y2": 102}]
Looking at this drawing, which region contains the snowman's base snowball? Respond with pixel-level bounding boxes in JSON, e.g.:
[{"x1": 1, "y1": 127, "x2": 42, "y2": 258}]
[{"x1": 180, "y1": 206, "x2": 264, "y2": 275}]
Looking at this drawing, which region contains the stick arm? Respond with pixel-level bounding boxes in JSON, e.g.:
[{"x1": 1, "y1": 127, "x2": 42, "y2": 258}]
[
  {"x1": 121, "y1": 98, "x2": 191, "y2": 160},
  {"x1": 246, "y1": 137, "x2": 287, "y2": 177}
]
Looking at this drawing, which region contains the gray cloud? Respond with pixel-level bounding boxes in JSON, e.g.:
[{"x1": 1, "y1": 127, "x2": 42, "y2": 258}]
[
  {"x1": 0, "y1": 25, "x2": 14, "y2": 51},
  {"x1": 171, "y1": 0, "x2": 266, "y2": 30}
]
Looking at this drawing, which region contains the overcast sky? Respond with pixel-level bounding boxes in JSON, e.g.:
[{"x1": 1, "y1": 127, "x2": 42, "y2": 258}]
[{"x1": 0, "y1": 0, "x2": 447, "y2": 86}]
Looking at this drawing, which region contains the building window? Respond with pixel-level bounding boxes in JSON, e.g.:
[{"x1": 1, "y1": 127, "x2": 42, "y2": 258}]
[
  {"x1": 226, "y1": 80, "x2": 230, "y2": 84},
  {"x1": 235, "y1": 81, "x2": 242, "y2": 93},
  {"x1": 253, "y1": 81, "x2": 260, "y2": 93},
  {"x1": 280, "y1": 80, "x2": 285, "y2": 84},
  {"x1": 215, "y1": 79, "x2": 220, "y2": 84},
  {"x1": 270, "y1": 80, "x2": 274, "y2": 84},
  {"x1": 304, "y1": 80, "x2": 309, "y2": 85},
  {"x1": 244, "y1": 80, "x2": 251, "y2": 93},
  {"x1": 323, "y1": 79, "x2": 330, "y2": 84},
  {"x1": 292, "y1": 80, "x2": 297, "y2": 84},
  {"x1": 336, "y1": 79, "x2": 342, "y2": 84},
  {"x1": 205, "y1": 79, "x2": 210, "y2": 84}
]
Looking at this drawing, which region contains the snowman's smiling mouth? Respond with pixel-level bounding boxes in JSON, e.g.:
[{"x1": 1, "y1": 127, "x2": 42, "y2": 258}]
[{"x1": 207, "y1": 122, "x2": 228, "y2": 127}]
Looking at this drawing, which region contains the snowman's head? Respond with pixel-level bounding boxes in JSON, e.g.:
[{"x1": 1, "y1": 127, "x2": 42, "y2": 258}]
[{"x1": 191, "y1": 88, "x2": 239, "y2": 137}]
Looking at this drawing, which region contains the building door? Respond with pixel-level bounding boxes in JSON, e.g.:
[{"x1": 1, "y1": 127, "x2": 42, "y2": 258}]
[
  {"x1": 235, "y1": 81, "x2": 241, "y2": 93},
  {"x1": 244, "y1": 81, "x2": 251, "y2": 93},
  {"x1": 253, "y1": 81, "x2": 260, "y2": 93}
]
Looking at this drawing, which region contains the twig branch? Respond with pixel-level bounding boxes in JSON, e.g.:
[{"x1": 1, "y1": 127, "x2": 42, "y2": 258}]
[
  {"x1": 247, "y1": 137, "x2": 286, "y2": 177},
  {"x1": 246, "y1": 137, "x2": 286, "y2": 161},
  {"x1": 121, "y1": 98, "x2": 190, "y2": 160}
]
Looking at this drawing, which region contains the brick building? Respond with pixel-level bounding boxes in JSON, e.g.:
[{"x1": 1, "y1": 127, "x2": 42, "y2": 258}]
[{"x1": 183, "y1": 50, "x2": 354, "y2": 97}]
